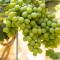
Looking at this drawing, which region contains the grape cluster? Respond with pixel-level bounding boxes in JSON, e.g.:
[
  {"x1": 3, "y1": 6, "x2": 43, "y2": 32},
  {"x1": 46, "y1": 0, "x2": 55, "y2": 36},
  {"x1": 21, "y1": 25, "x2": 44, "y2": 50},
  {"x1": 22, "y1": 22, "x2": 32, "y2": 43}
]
[
  {"x1": 46, "y1": 49, "x2": 60, "y2": 60},
  {"x1": 3, "y1": 0, "x2": 60, "y2": 55}
]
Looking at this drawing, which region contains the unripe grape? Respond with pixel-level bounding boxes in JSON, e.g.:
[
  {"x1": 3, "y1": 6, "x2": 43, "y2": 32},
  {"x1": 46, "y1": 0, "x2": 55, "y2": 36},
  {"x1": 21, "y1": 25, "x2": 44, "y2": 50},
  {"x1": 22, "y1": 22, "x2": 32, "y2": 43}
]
[
  {"x1": 18, "y1": 0, "x2": 23, "y2": 6},
  {"x1": 30, "y1": 21, "x2": 36, "y2": 27},
  {"x1": 9, "y1": 3, "x2": 16, "y2": 8},
  {"x1": 32, "y1": 28, "x2": 37, "y2": 34},
  {"x1": 8, "y1": 12, "x2": 16, "y2": 17},
  {"x1": 25, "y1": 19, "x2": 30, "y2": 24},
  {"x1": 50, "y1": 28, "x2": 54, "y2": 33},
  {"x1": 37, "y1": 28, "x2": 42, "y2": 35},
  {"x1": 51, "y1": 23, "x2": 57, "y2": 28},
  {"x1": 6, "y1": 21, "x2": 12, "y2": 27},
  {"x1": 14, "y1": 5, "x2": 20, "y2": 11},
  {"x1": 31, "y1": 12, "x2": 37, "y2": 18},
  {"x1": 27, "y1": 7, "x2": 32, "y2": 13},
  {"x1": 41, "y1": 22, "x2": 46, "y2": 27},
  {"x1": 55, "y1": 28, "x2": 60, "y2": 34},
  {"x1": 37, "y1": 7, "x2": 42, "y2": 12},
  {"x1": 42, "y1": 28, "x2": 46, "y2": 33},
  {"x1": 20, "y1": 23, "x2": 25, "y2": 30},
  {"x1": 20, "y1": 6, "x2": 27, "y2": 12},
  {"x1": 33, "y1": 7, "x2": 37, "y2": 12},
  {"x1": 3, "y1": 28, "x2": 9, "y2": 33},
  {"x1": 47, "y1": 21, "x2": 52, "y2": 27},
  {"x1": 22, "y1": 12, "x2": 28, "y2": 18},
  {"x1": 18, "y1": 17, "x2": 24, "y2": 24}
]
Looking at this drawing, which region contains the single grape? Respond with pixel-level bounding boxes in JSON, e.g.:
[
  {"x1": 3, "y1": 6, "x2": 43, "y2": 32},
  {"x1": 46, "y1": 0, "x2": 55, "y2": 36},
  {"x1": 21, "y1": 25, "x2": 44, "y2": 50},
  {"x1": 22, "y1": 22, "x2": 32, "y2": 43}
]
[
  {"x1": 42, "y1": 28, "x2": 46, "y2": 33},
  {"x1": 18, "y1": 17, "x2": 24, "y2": 24},
  {"x1": 14, "y1": 5, "x2": 20, "y2": 11},
  {"x1": 32, "y1": 28, "x2": 37, "y2": 34},
  {"x1": 41, "y1": 22, "x2": 46, "y2": 27},
  {"x1": 8, "y1": 12, "x2": 16, "y2": 17},
  {"x1": 6, "y1": 21, "x2": 12, "y2": 27},
  {"x1": 50, "y1": 28, "x2": 54, "y2": 33},
  {"x1": 44, "y1": 33, "x2": 49, "y2": 39},
  {"x1": 55, "y1": 28, "x2": 60, "y2": 34},
  {"x1": 20, "y1": 23, "x2": 25, "y2": 30},
  {"x1": 51, "y1": 23, "x2": 57, "y2": 28},
  {"x1": 3, "y1": 28, "x2": 9, "y2": 33},
  {"x1": 33, "y1": 7, "x2": 37, "y2": 12},
  {"x1": 20, "y1": 6, "x2": 27, "y2": 12},
  {"x1": 30, "y1": 21, "x2": 36, "y2": 27},
  {"x1": 25, "y1": 19, "x2": 30, "y2": 24},
  {"x1": 37, "y1": 28, "x2": 42, "y2": 35},
  {"x1": 12, "y1": 16, "x2": 18, "y2": 22},
  {"x1": 23, "y1": 28, "x2": 29, "y2": 35},
  {"x1": 28, "y1": 15, "x2": 32, "y2": 19},
  {"x1": 37, "y1": 7, "x2": 42, "y2": 12},
  {"x1": 22, "y1": 12, "x2": 28, "y2": 18},
  {"x1": 31, "y1": 12, "x2": 37, "y2": 18},
  {"x1": 18, "y1": 0, "x2": 23, "y2": 6},
  {"x1": 9, "y1": 2, "x2": 16, "y2": 8},
  {"x1": 47, "y1": 21, "x2": 52, "y2": 27},
  {"x1": 26, "y1": 7, "x2": 32, "y2": 13}
]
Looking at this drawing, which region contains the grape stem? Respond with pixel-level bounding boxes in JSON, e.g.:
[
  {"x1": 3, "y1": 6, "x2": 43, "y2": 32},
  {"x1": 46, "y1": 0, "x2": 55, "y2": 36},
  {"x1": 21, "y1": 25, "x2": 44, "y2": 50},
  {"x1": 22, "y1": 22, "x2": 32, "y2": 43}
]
[{"x1": 0, "y1": 36, "x2": 16, "y2": 60}]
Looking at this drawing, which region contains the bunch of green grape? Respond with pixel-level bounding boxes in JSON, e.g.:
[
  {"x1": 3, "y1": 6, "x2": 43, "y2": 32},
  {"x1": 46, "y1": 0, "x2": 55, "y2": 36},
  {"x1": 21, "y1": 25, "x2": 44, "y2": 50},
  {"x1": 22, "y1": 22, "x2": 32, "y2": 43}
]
[
  {"x1": 3, "y1": 0, "x2": 60, "y2": 55},
  {"x1": 46, "y1": 49, "x2": 60, "y2": 60}
]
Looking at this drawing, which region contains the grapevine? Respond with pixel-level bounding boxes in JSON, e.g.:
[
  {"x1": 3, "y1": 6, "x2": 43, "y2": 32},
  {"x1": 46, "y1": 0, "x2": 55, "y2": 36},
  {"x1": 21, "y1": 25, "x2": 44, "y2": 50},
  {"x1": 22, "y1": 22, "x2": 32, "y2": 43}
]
[{"x1": 2, "y1": 0, "x2": 60, "y2": 56}]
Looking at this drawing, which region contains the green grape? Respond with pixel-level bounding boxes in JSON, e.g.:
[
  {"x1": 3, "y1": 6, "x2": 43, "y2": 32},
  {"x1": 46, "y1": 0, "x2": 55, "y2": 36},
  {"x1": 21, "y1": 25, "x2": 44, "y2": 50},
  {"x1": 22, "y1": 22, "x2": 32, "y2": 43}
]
[
  {"x1": 3, "y1": 0, "x2": 60, "y2": 56},
  {"x1": 55, "y1": 28, "x2": 60, "y2": 34},
  {"x1": 22, "y1": 12, "x2": 28, "y2": 18},
  {"x1": 33, "y1": 7, "x2": 37, "y2": 12},
  {"x1": 26, "y1": 7, "x2": 32, "y2": 13},
  {"x1": 12, "y1": 16, "x2": 18, "y2": 22},
  {"x1": 8, "y1": 8, "x2": 15, "y2": 12},
  {"x1": 14, "y1": 5, "x2": 20, "y2": 11},
  {"x1": 30, "y1": 21, "x2": 36, "y2": 27},
  {"x1": 57, "y1": 22, "x2": 60, "y2": 27},
  {"x1": 18, "y1": 17, "x2": 24, "y2": 24},
  {"x1": 26, "y1": 24, "x2": 31, "y2": 29},
  {"x1": 3, "y1": 28, "x2": 9, "y2": 33},
  {"x1": 51, "y1": 23, "x2": 57, "y2": 28},
  {"x1": 28, "y1": 15, "x2": 32, "y2": 19},
  {"x1": 6, "y1": 21, "x2": 12, "y2": 27},
  {"x1": 23, "y1": 28, "x2": 29, "y2": 35},
  {"x1": 31, "y1": 12, "x2": 37, "y2": 18},
  {"x1": 18, "y1": 0, "x2": 23, "y2": 6},
  {"x1": 37, "y1": 28, "x2": 42, "y2": 35},
  {"x1": 34, "y1": 43, "x2": 40, "y2": 48},
  {"x1": 47, "y1": 21, "x2": 52, "y2": 26},
  {"x1": 37, "y1": 7, "x2": 42, "y2": 12},
  {"x1": 20, "y1": 23, "x2": 25, "y2": 30},
  {"x1": 8, "y1": 12, "x2": 16, "y2": 18},
  {"x1": 33, "y1": 49, "x2": 39, "y2": 56},
  {"x1": 38, "y1": 48, "x2": 42, "y2": 53},
  {"x1": 44, "y1": 18, "x2": 48, "y2": 22},
  {"x1": 37, "y1": 13, "x2": 41, "y2": 18},
  {"x1": 20, "y1": 6, "x2": 27, "y2": 12},
  {"x1": 44, "y1": 33, "x2": 49, "y2": 39},
  {"x1": 50, "y1": 28, "x2": 54, "y2": 33},
  {"x1": 46, "y1": 49, "x2": 54, "y2": 57},
  {"x1": 24, "y1": 19, "x2": 30, "y2": 24},
  {"x1": 42, "y1": 28, "x2": 46, "y2": 33},
  {"x1": 25, "y1": 36, "x2": 32, "y2": 42},
  {"x1": 49, "y1": 35, "x2": 55, "y2": 40},
  {"x1": 9, "y1": 2, "x2": 16, "y2": 8},
  {"x1": 41, "y1": 22, "x2": 46, "y2": 27},
  {"x1": 29, "y1": 32, "x2": 34, "y2": 37},
  {"x1": 28, "y1": 45, "x2": 34, "y2": 51},
  {"x1": 32, "y1": 28, "x2": 37, "y2": 34}
]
